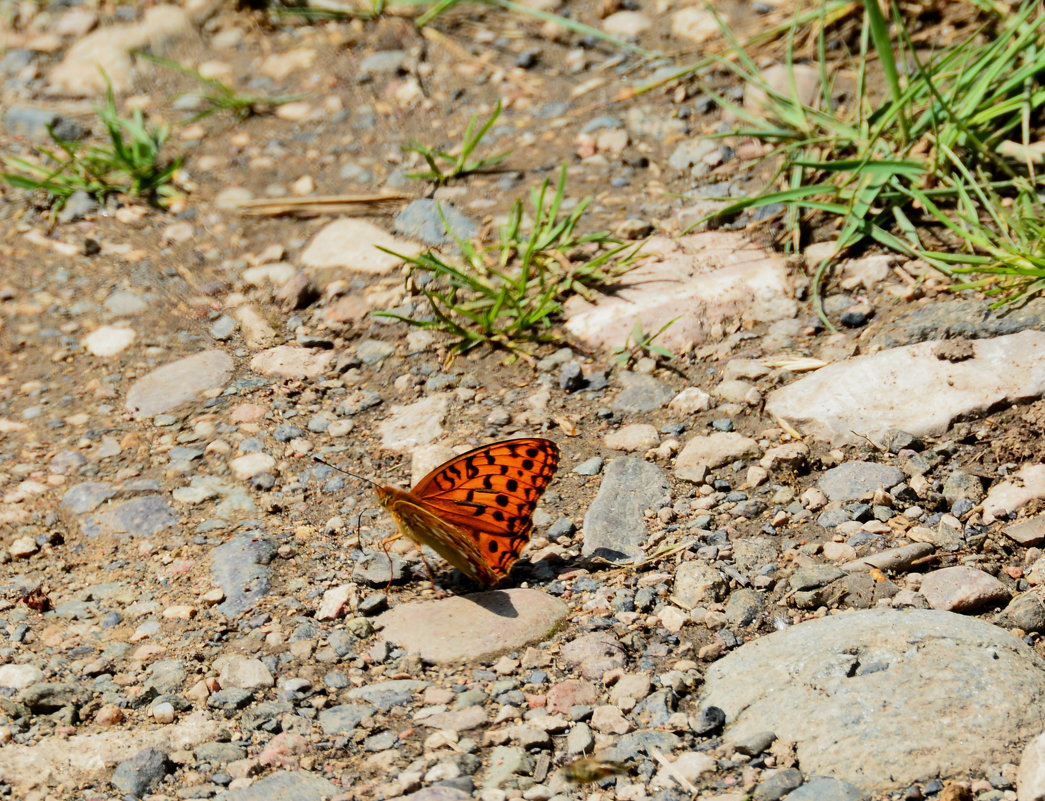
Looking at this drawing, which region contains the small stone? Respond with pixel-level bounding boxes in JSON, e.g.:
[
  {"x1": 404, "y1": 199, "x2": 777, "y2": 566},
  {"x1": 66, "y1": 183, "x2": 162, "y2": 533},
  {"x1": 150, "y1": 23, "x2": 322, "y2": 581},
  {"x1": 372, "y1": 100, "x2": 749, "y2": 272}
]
[
  {"x1": 316, "y1": 585, "x2": 354, "y2": 621},
  {"x1": 573, "y1": 457, "x2": 604, "y2": 476},
  {"x1": 1005, "y1": 516, "x2": 1045, "y2": 547},
  {"x1": 111, "y1": 748, "x2": 171, "y2": 797},
  {"x1": 691, "y1": 705, "x2": 726, "y2": 736},
  {"x1": 590, "y1": 705, "x2": 631, "y2": 734},
  {"x1": 217, "y1": 656, "x2": 275, "y2": 690},
  {"x1": 676, "y1": 433, "x2": 760, "y2": 481},
  {"x1": 84, "y1": 325, "x2": 136, "y2": 357},
  {"x1": 95, "y1": 703, "x2": 126, "y2": 725},
  {"x1": 604, "y1": 424, "x2": 659, "y2": 452},
  {"x1": 819, "y1": 462, "x2": 905, "y2": 502},
  {"x1": 9, "y1": 537, "x2": 38, "y2": 558},
  {"x1": 151, "y1": 702, "x2": 176, "y2": 723},
  {"x1": 753, "y1": 767, "x2": 803, "y2": 801},
  {"x1": 669, "y1": 387, "x2": 712, "y2": 414},
  {"x1": 919, "y1": 566, "x2": 1011, "y2": 613}
]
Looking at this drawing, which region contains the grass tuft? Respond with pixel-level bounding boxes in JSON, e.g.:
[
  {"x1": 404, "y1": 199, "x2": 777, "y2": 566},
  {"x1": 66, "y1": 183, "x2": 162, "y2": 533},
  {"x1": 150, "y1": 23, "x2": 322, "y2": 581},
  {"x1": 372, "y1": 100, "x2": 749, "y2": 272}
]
[
  {"x1": 688, "y1": 0, "x2": 1045, "y2": 320},
  {"x1": 138, "y1": 52, "x2": 306, "y2": 122},
  {"x1": 403, "y1": 100, "x2": 510, "y2": 185},
  {"x1": 2, "y1": 79, "x2": 181, "y2": 213},
  {"x1": 375, "y1": 164, "x2": 643, "y2": 360}
]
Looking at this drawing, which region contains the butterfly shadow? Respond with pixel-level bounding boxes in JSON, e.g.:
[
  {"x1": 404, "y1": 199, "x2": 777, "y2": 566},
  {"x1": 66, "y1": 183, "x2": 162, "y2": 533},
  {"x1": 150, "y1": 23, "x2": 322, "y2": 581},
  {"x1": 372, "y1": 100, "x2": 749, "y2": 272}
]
[{"x1": 460, "y1": 588, "x2": 521, "y2": 619}]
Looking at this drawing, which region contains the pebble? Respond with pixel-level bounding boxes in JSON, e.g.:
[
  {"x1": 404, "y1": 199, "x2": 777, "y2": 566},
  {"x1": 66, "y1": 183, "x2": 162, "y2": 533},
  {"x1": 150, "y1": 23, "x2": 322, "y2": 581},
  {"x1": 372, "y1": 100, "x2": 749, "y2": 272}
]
[
  {"x1": 0, "y1": 664, "x2": 44, "y2": 689},
  {"x1": 300, "y1": 219, "x2": 421, "y2": 273},
  {"x1": 125, "y1": 350, "x2": 234, "y2": 418},
  {"x1": 111, "y1": 748, "x2": 172, "y2": 797},
  {"x1": 604, "y1": 423, "x2": 659, "y2": 451},
  {"x1": 819, "y1": 461, "x2": 906, "y2": 502},
  {"x1": 919, "y1": 567, "x2": 1011, "y2": 612},
  {"x1": 394, "y1": 198, "x2": 479, "y2": 245},
  {"x1": 614, "y1": 372, "x2": 675, "y2": 413},
  {"x1": 582, "y1": 457, "x2": 669, "y2": 563},
  {"x1": 676, "y1": 432, "x2": 760, "y2": 480}
]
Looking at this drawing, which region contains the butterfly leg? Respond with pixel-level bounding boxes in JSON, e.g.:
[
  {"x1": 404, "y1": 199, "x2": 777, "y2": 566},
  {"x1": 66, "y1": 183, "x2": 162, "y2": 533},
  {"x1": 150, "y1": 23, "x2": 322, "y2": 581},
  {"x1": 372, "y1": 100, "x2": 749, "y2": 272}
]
[
  {"x1": 379, "y1": 534, "x2": 401, "y2": 593},
  {"x1": 413, "y1": 548, "x2": 447, "y2": 598}
]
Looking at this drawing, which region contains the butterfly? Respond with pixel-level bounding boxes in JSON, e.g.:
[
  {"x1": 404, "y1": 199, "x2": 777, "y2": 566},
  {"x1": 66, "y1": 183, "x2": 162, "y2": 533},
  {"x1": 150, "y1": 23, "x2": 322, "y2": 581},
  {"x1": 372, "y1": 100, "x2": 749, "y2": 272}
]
[
  {"x1": 560, "y1": 757, "x2": 631, "y2": 784},
  {"x1": 375, "y1": 438, "x2": 559, "y2": 586}
]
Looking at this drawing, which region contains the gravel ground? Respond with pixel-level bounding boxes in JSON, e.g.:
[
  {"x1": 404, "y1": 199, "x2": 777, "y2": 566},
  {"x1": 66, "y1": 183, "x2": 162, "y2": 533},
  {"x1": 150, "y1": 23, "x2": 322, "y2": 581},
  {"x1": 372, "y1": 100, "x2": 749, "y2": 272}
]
[{"x1": 3, "y1": 2, "x2": 1045, "y2": 801}]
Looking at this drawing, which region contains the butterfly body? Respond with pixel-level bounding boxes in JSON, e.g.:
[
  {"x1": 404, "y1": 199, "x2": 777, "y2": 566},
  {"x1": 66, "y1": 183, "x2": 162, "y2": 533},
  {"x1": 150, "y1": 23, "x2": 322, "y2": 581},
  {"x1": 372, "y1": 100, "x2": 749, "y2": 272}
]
[
  {"x1": 375, "y1": 438, "x2": 560, "y2": 586},
  {"x1": 561, "y1": 757, "x2": 630, "y2": 784}
]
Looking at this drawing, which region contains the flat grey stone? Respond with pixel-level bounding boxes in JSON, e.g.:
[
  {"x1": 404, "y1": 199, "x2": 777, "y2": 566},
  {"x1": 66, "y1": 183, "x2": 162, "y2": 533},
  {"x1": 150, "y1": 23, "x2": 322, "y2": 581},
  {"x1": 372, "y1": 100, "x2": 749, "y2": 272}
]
[
  {"x1": 1005, "y1": 515, "x2": 1045, "y2": 547},
  {"x1": 766, "y1": 330, "x2": 1045, "y2": 446},
  {"x1": 225, "y1": 770, "x2": 340, "y2": 801},
  {"x1": 613, "y1": 372, "x2": 674, "y2": 413},
  {"x1": 60, "y1": 482, "x2": 117, "y2": 514},
  {"x1": 111, "y1": 747, "x2": 171, "y2": 796},
  {"x1": 394, "y1": 198, "x2": 479, "y2": 245},
  {"x1": 1003, "y1": 591, "x2": 1045, "y2": 632},
  {"x1": 4, "y1": 106, "x2": 87, "y2": 140},
  {"x1": 818, "y1": 461, "x2": 904, "y2": 502},
  {"x1": 345, "y1": 679, "x2": 429, "y2": 711},
  {"x1": 582, "y1": 457, "x2": 669, "y2": 563},
  {"x1": 377, "y1": 589, "x2": 568, "y2": 664},
  {"x1": 80, "y1": 495, "x2": 177, "y2": 539},
  {"x1": 212, "y1": 533, "x2": 277, "y2": 616},
  {"x1": 783, "y1": 777, "x2": 867, "y2": 801},
  {"x1": 871, "y1": 297, "x2": 1045, "y2": 348},
  {"x1": 125, "y1": 350, "x2": 234, "y2": 419},
  {"x1": 318, "y1": 703, "x2": 376, "y2": 735},
  {"x1": 699, "y1": 609, "x2": 1045, "y2": 789}
]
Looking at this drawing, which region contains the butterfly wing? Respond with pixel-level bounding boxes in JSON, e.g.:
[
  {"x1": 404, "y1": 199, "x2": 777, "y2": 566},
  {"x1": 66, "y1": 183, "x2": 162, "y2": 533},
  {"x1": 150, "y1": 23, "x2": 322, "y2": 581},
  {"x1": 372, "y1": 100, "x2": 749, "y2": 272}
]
[{"x1": 390, "y1": 438, "x2": 560, "y2": 584}]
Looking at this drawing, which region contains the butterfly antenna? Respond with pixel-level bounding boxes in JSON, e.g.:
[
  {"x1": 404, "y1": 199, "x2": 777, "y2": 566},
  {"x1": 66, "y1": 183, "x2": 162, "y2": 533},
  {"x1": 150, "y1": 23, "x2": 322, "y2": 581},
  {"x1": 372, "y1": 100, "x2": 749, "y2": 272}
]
[
  {"x1": 311, "y1": 456, "x2": 380, "y2": 488},
  {"x1": 352, "y1": 511, "x2": 364, "y2": 549}
]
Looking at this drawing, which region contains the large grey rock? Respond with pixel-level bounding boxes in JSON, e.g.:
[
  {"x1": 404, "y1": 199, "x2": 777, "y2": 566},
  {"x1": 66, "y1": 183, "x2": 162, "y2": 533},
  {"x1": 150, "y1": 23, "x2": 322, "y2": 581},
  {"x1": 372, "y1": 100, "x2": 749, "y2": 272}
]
[
  {"x1": 699, "y1": 609, "x2": 1045, "y2": 789},
  {"x1": 766, "y1": 330, "x2": 1045, "y2": 446},
  {"x1": 582, "y1": 458, "x2": 670, "y2": 563}
]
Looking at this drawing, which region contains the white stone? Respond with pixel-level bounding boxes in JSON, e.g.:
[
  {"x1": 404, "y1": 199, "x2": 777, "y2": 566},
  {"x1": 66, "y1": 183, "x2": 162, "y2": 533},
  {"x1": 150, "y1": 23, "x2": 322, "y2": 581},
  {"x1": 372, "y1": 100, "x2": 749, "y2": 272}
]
[
  {"x1": 84, "y1": 326, "x2": 136, "y2": 357},
  {"x1": 984, "y1": 464, "x2": 1045, "y2": 524},
  {"x1": 216, "y1": 656, "x2": 274, "y2": 690},
  {"x1": 601, "y1": 11, "x2": 651, "y2": 38},
  {"x1": 604, "y1": 424, "x2": 659, "y2": 452},
  {"x1": 0, "y1": 664, "x2": 44, "y2": 689},
  {"x1": 671, "y1": 6, "x2": 721, "y2": 45},
  {"x1": 229, "y1": 452, "x2": 276, "y2": 480},
  {"x1": 766, "y1": 331, "x2": 1045, "y2": 446},
  {"x1": 242, "y1": 262, "x2": 297, "y2": 286},
  {"x1": 1019, "y1": 732, "x2": 1045, "y2": 801},
  {"x1": 675, "y1": 433, "x2": 760, "y2": 481},
  {"x1": 316, "y1": 585, "x2": 354, "y2": 621},
  {"x1": 300, "y1": 219, "x2": 422, "y2": 273},
  {"x1": 9, "y1": 537, "x2": 38, "y2": 558},
  {"x1": 564, "y1": 232, "x2": 796, "y2": 354},
  {"x1": 668, "y1": 387, "x2": 712, "y2": 414},
  {"x1": 378, "y1": 394, "x2": 450, "y2": 452},
  {"x1": 249, "y1": 346, "x2": 334, "y2": 379}
]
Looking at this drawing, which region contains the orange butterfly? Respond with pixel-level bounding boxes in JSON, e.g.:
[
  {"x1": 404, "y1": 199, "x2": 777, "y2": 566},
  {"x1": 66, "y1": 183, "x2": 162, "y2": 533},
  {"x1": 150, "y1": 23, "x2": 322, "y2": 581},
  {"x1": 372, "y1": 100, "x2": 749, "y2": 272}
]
[{"x1": 376, "y1": 438, "x2": 559, "y2": 586}]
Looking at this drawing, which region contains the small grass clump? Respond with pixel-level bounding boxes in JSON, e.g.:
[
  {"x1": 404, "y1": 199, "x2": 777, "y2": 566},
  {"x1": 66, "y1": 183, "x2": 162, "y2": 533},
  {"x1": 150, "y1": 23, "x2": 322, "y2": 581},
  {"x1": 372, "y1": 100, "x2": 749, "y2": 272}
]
[
  {"x1": 2, "y1": 82, "x2": 180, "y2": 213},
  {"x1": 138, "y1": 53, "x2": 306, "y2": 122},
  {"x1": 686, "y1": 0, "x2": 1045, "y2": 318},
  {"x1": 376, "y1": 164, "x2": 643, "y2": 360},
  {"x1": 403, "y1": 100, "x2": 510, "y2": 185},
  {"x1": 612, "y1": 317, "x2": 679, "y2": 369}
]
